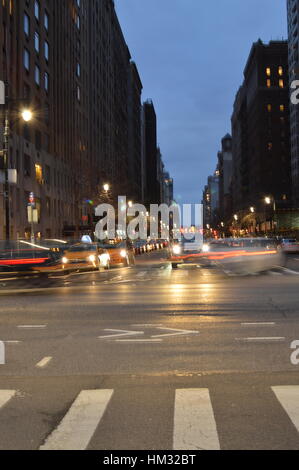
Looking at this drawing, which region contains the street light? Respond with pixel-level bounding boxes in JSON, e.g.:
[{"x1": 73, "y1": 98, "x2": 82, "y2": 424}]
[
  {"x1": 21, "y1": 109, "x2": 33, "y2": 122},
  {"x1": 250, "y1": 207, "x2": 255, "y2": 213},
  {"x1": 265, "y1": 197, "x2": 271, "y2": 205},
  {"x1": 103, "y1": 183, "x2": 110, "y2": 193},
  {"x1": 234, "y1": 214, "x2": 238, "y2": 221}
]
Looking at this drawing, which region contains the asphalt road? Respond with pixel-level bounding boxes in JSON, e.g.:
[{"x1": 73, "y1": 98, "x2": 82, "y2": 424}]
[{"x1": 1, "y1": 250, "x2": 299, "y2": 450}]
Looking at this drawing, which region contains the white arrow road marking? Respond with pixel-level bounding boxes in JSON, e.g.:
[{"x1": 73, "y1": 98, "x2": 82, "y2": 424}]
[
  {"x1": 151, "y1": 327, "x2": 199, "y2": 339},
  {"x1": 272, "y1": 386, "x2": 299, "y2": 433},
  {"x1": 40, "y1": 390, "x2": 114, "y2": 450},
  {"x1": 173, "y1": 389, "x2": 220, "y2": 450},
  {"x1": 98, "y1": 329, "x2": 144, "y2": 340},
  {"x1": 0, "y1": 390, "x2": 16, "y2": 409}
]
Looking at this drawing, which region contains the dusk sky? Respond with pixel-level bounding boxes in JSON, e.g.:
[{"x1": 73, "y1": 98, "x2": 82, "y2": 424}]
[{"x1": 115, "y1": 1, "x2": 287, "y2": 205}]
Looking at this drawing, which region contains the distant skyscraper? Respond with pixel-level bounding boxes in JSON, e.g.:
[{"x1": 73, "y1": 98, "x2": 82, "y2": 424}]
[{"x1": 287, "y1": 0, "x2": 299, "y2": 205}]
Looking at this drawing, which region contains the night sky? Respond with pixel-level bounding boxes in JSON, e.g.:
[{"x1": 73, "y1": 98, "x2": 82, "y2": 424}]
[{"x1": 115, "y1": 0, "x2": 287, "y2": 205}]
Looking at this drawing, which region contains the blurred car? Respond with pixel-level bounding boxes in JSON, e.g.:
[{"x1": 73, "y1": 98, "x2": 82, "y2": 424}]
[
  {"x1": 0, "y1": 240, "x2": 62, "y2": 273},
  {"x1": 62, "y1": 243, "x2": 110, "y2": 271},
  {"x1": 169, "y1": 237, "x2": 208, "y2": 268},
  {"x1": 280, "y1": 239, "x2": 299, "y2": 253},
  {"x1": 98, "y1": 241, "x2": 135, "y2": 267}
]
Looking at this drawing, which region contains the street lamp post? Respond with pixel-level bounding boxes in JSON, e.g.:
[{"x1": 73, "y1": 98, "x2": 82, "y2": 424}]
[{"x1": 2, "y1": 106, "x2": 33, "y2": 241}]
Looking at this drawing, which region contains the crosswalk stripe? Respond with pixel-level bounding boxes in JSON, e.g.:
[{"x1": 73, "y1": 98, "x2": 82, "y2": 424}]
[
  {"x1": 272, "y1": 386, "x2": 299, "y2": 433},
  {"x1": 39, "y1": 389, "x2": 114, "y2": 450},
  {"x1": 173, "y1": 389, "x2": 220, "y2": 450},
  {"x1": 0, "y1": 390, "x2": 16, "y2": 409}
]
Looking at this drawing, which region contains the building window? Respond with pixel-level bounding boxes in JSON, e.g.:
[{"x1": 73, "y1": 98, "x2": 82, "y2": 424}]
[
  {"x1": 34, "y1": 31, "x2": 40, "y2": 53},
  {"x1": 45, "y1": 41, "x2": 49, "y2": 61},
  {"x1": 278, "y1": 66, "x2": 283, "y2": 76},
  {"x1": 35, "y1": 164, "x2": 43, "y2": 184},
  {"x1": 280, "y1": 104, "x2": 285, "y2": 112},
  {"x1": 266, "y1": 67, "x2": 271, "y2": 76},
  {"x1": 268, "y1": 142, "x2": 273, "y2": 151},
  {"x1": 44, "y1": 11, "x2": 49, "y2": 31},
  {"x1": 24, "y1": 154, "x2": 31, "y2": 176},
  {"x1": 35, "y1": 65, "x2": 40, "y2": 85},
  {"x1": 76, "y1": 62, "x2": 81, "y2": 77},
  {"x1": 279, "y1": 79, "x2": 284, "y2": 88},
  {"x1": 77, "y1": 85, "x2": 81, "y2": 102},
  {"x1": 267, "y1": 104, "x2": 272, "y2": 112},
  {"x1": 24, "y1": 48, "x2": 30, "y2": 71},
  {"x1": 44, "y1": 72, "x2": 49, "y2": 92},
  {"x1": 24, "y1": 13, "x2": 30, "y2": 36},
  {"x1": 34, "y1": 0, "x2": 40, "y2": 20}
]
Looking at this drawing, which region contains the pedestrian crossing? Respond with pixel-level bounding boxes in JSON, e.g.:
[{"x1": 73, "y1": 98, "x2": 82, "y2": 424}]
[{"x1": 0, "y1": 385, "x2": 299, "y2": 449}]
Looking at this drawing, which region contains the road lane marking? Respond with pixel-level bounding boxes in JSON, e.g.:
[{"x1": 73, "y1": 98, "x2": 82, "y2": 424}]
[
  {"x1": 4, "y1": 341, "x2": 21, "y2": 344},
  {"x1": 152, "y1": 327, "x2": 199, "y2": 339},
  {"x1": 36, "y1": 357, "x2": 52, "y2": 368},
  {"x1": 39, "y1": 389, "x2": 114, "y2": 450},
  {"x1": 173, "y1": 389, "x2": 220, "y2": 450},
  {"x1": 17, "y1": 325, "x2": 47, "y2": 329},
  {"x1": 116, "y1": 339, "x2": 162, "y2": 343},
  {"x1": 136, "y1": 271, "x2": 147, "y2": 278},
  {"x1": 241, "y1": 322, "x2": 276, "y2": 327},
  {"x1": 132, "y1": 324, "x2": 164, "y2": 327},
  {"x1": 0, "y1": 390, "x2": 16, "y2": 409},
  {"x1": 272, "y1": 386, "x2": 299, "y2": 432},
  {"x1": 235, "y1": 337, "x2": 285, "y2": 343},
  {"x1": 98, "y1": 329, "x2": 144, "y2": 340}
]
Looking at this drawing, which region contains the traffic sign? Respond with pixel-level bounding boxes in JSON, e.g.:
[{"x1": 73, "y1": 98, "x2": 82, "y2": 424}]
[{"x1": 0, "y1": 81, "x2": 5, "y2": 105}]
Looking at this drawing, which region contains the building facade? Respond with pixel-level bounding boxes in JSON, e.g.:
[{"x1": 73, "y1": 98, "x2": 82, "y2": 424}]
[
  {"x1": 0, "y1": 0, "x2": 151, "y2": 240},
  {"x1": 231, "y1": 40, "x2": 291, "y2": 228},
  {"x1": 287, "y1": 0, "x2": 299, "y2": 206},
  {"x1": 217, "y1": 133, "x2": 232, "y2": 224}
]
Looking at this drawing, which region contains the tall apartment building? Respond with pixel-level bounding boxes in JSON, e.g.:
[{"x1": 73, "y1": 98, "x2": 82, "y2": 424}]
[
  {"x1": 202, "y1": 171, "x2": 219, "y2": 229},
  {"x1": 143, "y1": 100, "x2": 161, "y2": 206},
  {"x1": 0, "y1": 0, "x2": 145, "y2": 239},
  {"x1": 231, "y1": 40, "x2": 291, "y2": 217},
  {"x1": 217, "y1": 133, "x2": 232, "y2": 224},
  {"x1": 287, "y1": 0, "x2": 299, "y2": 205}
]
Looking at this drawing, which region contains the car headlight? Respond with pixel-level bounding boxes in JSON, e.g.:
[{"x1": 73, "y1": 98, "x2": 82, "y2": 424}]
[
  {"x1": 99, "y1": 253, "x2": 110, "y2": 264},
  {"x1": 172, "y1": 245, "x2": 181, "y2": 255},
  {"x1": 62, "y1": 257, "x2": 68, "y2": 264},
  {"x1": 202, "y1": 244, "x2": 210, "y2": 253},
  {"x1": 88, "y1": 255, "x2": 96, "y2": 262},
  {"x1": 120, "y1": 250, "x2": 127, "y2": 258}
]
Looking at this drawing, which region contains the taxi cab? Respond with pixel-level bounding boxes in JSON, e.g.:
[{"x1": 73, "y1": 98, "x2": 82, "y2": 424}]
[
  {"x1": 61, "y1": 243, "x2": 110, "y2": 271},
  {"x1": 98, "y1": 240, "x2": 135, "y2": 267}
]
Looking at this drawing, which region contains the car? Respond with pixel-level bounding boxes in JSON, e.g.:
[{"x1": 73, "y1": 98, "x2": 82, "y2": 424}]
[
  {"x1": 61, "y1": 243, "x2": 110, "y2": 271},
  {"x1": 0, "y1": 240, "x2": 62, "y2": 273},
  {"x1": 280, "y1": 238, "x2": 299, "y2": 253},
  {"x1": 97, "y1": 240, "x2": 135, "y2": 267},
  {"x1": 133, "y1": 240, "x2": 148, "y2": 255}
]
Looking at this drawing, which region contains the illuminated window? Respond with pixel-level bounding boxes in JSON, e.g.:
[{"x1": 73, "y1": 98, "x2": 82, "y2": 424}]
[
  {"x1": 266, "y1": 67, "x2": 271, "y2": 76},
  {"x1": 268, "y1": 142, "x2": 273, "y2": 151},
  {"x1": 35, "y1": 164, "x2": 43, "y2": 184},
  {"x1": 279, "y1": 79, "x2": 284, "y2": 88},
  {"x1": 280, "y1": 104, "x2": 285, "y2": 112},
  {"x1": 278, "y1": 66, "x2": 283, "y2": 76},
  {"x1": 267, "y1": 104, "x2": 272, "y2": 112},
  {"x1": 267, "y1": 79, "x2": 271, "y2": 88}
]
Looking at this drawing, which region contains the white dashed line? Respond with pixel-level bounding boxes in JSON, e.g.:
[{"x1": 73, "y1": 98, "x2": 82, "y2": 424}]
[
  {"x1": 36, "y1": 357, "x2": 52, "y2": 369},
  {"x1": 241, "y1": 322, "x2": 276, "y2": 327},
  {"x1": 235, "y1": 337, "x2": 285, "y2": 343},
  {"x1": 17, "y1": 325, "x2": 47, "y2": 329}
]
